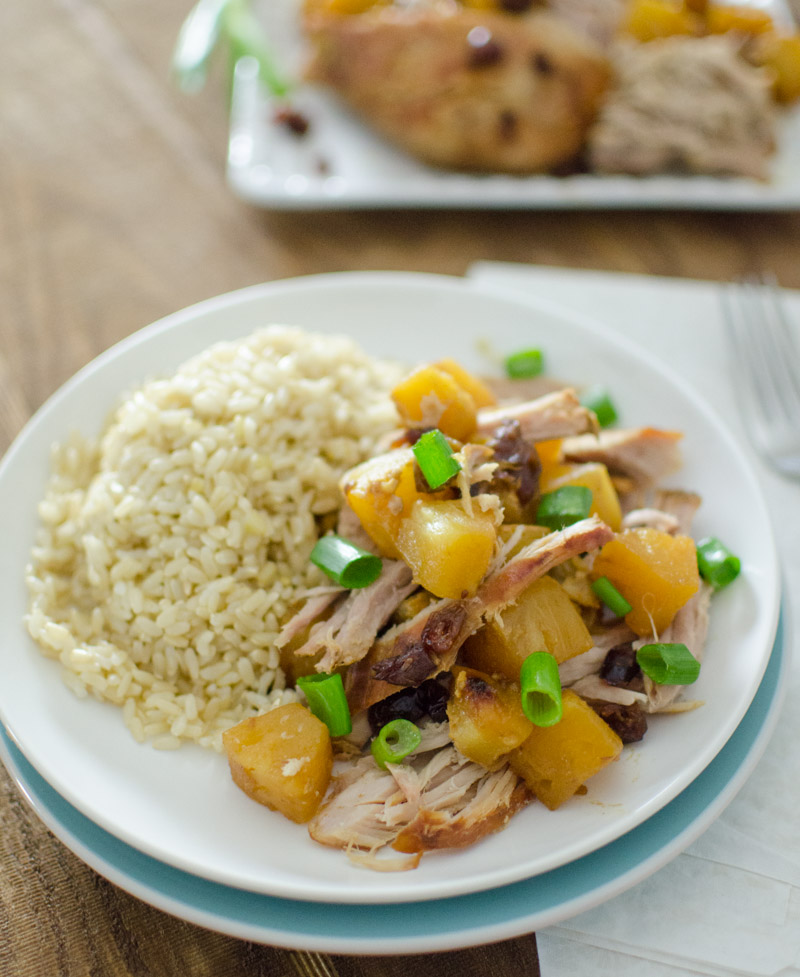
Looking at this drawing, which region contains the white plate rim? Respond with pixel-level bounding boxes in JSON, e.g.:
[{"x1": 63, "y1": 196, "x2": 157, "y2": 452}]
[
  {"x1": 0, "y1": 603, "x2": 788, "y2": 954},
  {"x1": 0, "y1": 271, "x2": 781, "y2": 904}
]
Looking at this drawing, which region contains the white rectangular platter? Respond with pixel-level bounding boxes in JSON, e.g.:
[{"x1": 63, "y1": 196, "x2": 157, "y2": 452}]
[{"x1": 226, "y1": 0, "x2": 800, "y2": 210}]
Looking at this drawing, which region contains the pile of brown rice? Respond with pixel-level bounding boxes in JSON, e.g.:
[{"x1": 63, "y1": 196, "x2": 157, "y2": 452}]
[{"x1": 25, "y1": 326, "x2": 402, "y2": 750}]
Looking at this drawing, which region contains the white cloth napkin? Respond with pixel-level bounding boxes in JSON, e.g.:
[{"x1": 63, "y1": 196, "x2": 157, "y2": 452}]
[{"x1": 467, "y1": 263, "x2": 800, "y2": 977}]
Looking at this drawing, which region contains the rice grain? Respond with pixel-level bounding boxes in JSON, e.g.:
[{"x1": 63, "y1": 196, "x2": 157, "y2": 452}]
[{"x1": 25, "y1": 326, "x2": 401, "y2": 750}]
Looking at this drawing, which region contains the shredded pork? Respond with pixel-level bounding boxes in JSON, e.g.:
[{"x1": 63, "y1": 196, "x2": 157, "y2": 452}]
[
  {"x1": 345, "y1": 514, "x2": 614, "y2": 713},
  {"x1": 309, "y1": 722, "x2": 531, "y2": 866}
]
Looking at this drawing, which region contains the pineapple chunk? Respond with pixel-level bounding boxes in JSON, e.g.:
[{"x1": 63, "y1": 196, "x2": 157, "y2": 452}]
[
  {"x1": 508, "y1": 690, "x2": 623, "y2": 810},
  {"x1": 391, "y1": 365, "x2": 477, "y2": 441},
  {"x1": 447, "y1": 667, "x2": 533, "y2": 768},
  {"x1": 535, "y1": 438, "x2": 563, "y2": 478},
  {"x1": 396, "y1": 498, "x2": 497, "y2": 599},
  {"x1": 756, "y1": 34, "x2": 800, "y2": 103},
  {"x1": 341, "y1": 447, "x2": 418, "y2": 558},
  {"x1": 540, "y1": 461, "x2": 622, "y2": 531},
  {"x1": 463, "y1": 576, "x2": 593, "y2": 678},
  {"x1": 223, "y1": 703, "x2": 333, "y2": 824},
  {"x1": 624, "y1": 0, "x2": 700, "y2": 40},
  {"x1": 705, "y1": 5, "x2": 773, "y2": 35},
  {"x1": 592, "y1": 527, "x2": 699, "y2": 637},
  {"x1": 434, "y1": 358, "x2": 497, "y2": 408}
]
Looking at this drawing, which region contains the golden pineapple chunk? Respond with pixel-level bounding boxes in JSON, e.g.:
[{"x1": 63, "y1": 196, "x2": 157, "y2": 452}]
[
  {"x1": 592, "y1": 528, "x2": 699, "y2": 637},
  {"x1": 447, "y1": 667, "x2": 533, "y2": 768},
  {"x1": 396, "y1": 498, "x2": 497, "y2": 599},
  {"x1": 756, "y1": 34, "x2": 800, "y2": 103},
  {"x1": 341, "y1": 447, "x2": 418, "y2": 558},
  {"x1": 463, "y1": 576, "x2": 593, "y2": 678},
  {"x1": 535, "y1": 438, "x2": 564, "y2": 479},
  {"x1": 434, "y1": 358, "x2": 497, "y2": 408},
  {"x1": 705, "y1": 5, "x2": 773, "y2": 35},
  {"x1": 540, "y1": 461, "x2": 623, "y2": 531},
  {"x1": 391, "y1": 365, "x2": 477, "y2": 441},
  {"x1": 508, "y1": 690, "x2": 623, "y2": 810},
  {"x1": 624, "y1": 0, "x2": 700, "y2": 40},
  {"x1": 223, "y1": 703, "x2": 333, "y2": 824}
]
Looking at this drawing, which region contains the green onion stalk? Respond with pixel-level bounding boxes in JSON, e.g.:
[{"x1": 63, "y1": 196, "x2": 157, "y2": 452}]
[
  {"x1": 412, "y1": 428, "x2": 462, "y2": 490},
  {"x1": 171, "y1": 0, "x2": 292, "y2": 98}
]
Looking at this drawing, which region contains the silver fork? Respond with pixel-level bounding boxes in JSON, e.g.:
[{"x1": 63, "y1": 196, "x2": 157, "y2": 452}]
[{"x1": 719, "y1": 275, "x2": 800, "y2": 481}]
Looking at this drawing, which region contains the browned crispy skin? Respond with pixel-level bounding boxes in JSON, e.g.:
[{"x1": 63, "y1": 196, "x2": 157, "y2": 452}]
[
  {"x1": 393, "y1": 776, "x2": 531, "y2": 854},
  {"x1": 303, "y1": 4, "x2": 611, "y2": 173}
]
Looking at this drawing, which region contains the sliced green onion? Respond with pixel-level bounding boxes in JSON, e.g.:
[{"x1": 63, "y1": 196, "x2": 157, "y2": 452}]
[
  {"x1": 296, "y1": 672, "x2": 352, "y2": 737},
  {"x1": 505, "y1": 348, "x2": 544, "y2": 379},
  {"x1": 520, "y1": 652, "x2": 563, "y2": 727},
  {"x1": 171, "y1": 0, "x2": 230, "y2": 93},
  {"x1": 696, "y1": 536, "x2": 741, "y2": 590},
  {"x1": 580, "y1": 385, "x2": 618, "y2": 428},
  {"x1": 310, "y1": 535, "x2": 382, "y2": 589},
  {"x1": 591, "y1": 576, "x2": 632, "y2": 617},
  {"x1": 412, "y1": 429, "x2": 461, "y2": 490},
  {"x1": 636, "y1": 643, "x2": 701, "y2": 686},
  {"x1": 223, "y1": 0, "x2": 291, "y2": 96},
  {"x1": 371, "y1": 719, "x2": 422, "y2": 769},
  {"x1": 536, "y1": 486, "x2": 593, "y2": 531}
]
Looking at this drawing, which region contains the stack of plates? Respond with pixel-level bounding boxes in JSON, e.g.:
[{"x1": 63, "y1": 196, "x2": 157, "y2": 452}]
[{"x1": 0, "y1": 274, "x2": 783, "y2": 954}]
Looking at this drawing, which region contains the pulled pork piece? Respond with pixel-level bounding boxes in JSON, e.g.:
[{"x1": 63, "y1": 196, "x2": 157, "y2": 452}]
[
  {"x1": 634, "y1": 584, "x2": 713, "y2": 713},
  {"x1": 568, "y1": 673, "x2": 647, "y2": 707},
  {"x1": 346, "y1": 514, "x2": 614, "y2": 713},
  {"x1": 291, "y1": 559, "x2": 418, "y2": 672},
  {"x1": 476, "y1": 388, "x2": 598, "y2": 443},
  {"x1": 654, "y1": 489, "x2": 702, "y2": 535},
  {"x1": 484, "y1": 375, "x2": 567, "y2": 404},
  {"x1": 561, "y1": 427, "x2": 682, "y2": 487},
  {"x1": 589, "y1": 36, "x2": 775, "y2": 179},
  {"x1": 304, "y1": 4, "x2": 611, "y2": 174},
  {"x1": 275, "y1": 587, "x2": 344, "y2": 650},
  {"x1": 622, "y1": 507, "x2": 680, "y2": 535},
  {"x1": 308, "y1": 723, "x2": 531, "y2": 866}
]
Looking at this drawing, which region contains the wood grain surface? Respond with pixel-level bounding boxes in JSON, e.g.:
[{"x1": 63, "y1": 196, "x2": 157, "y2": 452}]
[{"x1": 2, "y1": 0, "x2": 800, "y2": 973}]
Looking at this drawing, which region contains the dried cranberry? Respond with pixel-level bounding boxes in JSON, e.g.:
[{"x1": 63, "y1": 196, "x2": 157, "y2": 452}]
[
  {"x1": 589, "y1": 701, "x2": 648, "y2": 744},
  {"x1": 367, "y1": 674, "x2": 453, "y2": 733},
  {"x1": 531, "y1": 51, "x2": 554, "y2": 76},
  {"x1": 600, "y1": 643, "x2": 643, "y2": 691},
  {"x1": 420, "y1": 676, "x2": 452, "y2": 724},
  {"x1": 499, "y1": 0, "x2": 534, "y2": 11},
  {"x1": 372, "y1": 643, "x2": 436, "y2": 687},
  {"x1": 422, "y1": 604, "x2": 467, "y2": 655},
  {"x1": 466, "y1": 26, "x2": 504, "y2": 68},
  {"x1": 368, "y1": 687, "x2": 426, "y2": 735},
  {"x1": 273, "y1": 106, "x2": 310, "y2": 136},
  {"x1": 499, "y1": 110, "x2": 518, "y2": 142}
]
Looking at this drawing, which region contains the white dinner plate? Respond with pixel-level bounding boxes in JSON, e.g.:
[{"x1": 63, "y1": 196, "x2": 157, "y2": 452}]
[
  {"x1": 226, "y1": 0, "x2": 800, "y2": 211},
  {"x1": 0, "y1": 607, "x2": 787, "y2": 953},
  {"x1": 0, "y1": 272, "x2": 780, "y2": 905}
]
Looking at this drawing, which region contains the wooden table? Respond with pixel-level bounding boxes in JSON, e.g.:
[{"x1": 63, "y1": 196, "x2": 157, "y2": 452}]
[{"x1": 2, "y1": 1, "x2": 800, "y2": 974}]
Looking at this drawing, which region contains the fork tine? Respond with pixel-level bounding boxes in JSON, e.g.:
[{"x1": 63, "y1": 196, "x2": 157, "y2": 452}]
[
  {"x1": 736, "y1": 279, "x2": 800, "y2": 428},
  {"x1": 721, "y1": 285, "x2": 773, "y2": 445},
  {"x1": 720, "y1": 277, "x2": 800, "y2": 480},
  {"x1": 754, "y1": 276, "x2": 800, "y2": 421}
]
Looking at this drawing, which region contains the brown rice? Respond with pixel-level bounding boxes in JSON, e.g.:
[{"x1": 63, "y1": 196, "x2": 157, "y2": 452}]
[{"x1": 25, "y1": 326, "x2": 402, "y2": 750}]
